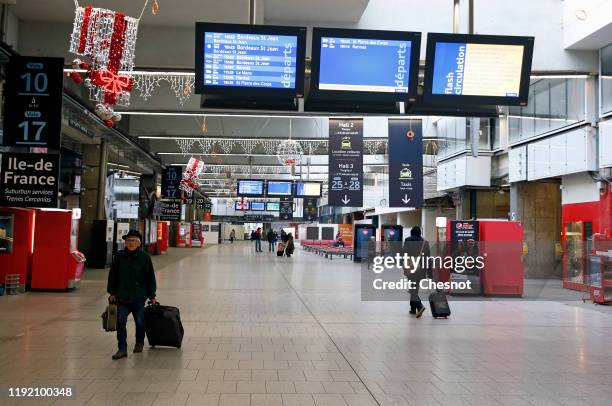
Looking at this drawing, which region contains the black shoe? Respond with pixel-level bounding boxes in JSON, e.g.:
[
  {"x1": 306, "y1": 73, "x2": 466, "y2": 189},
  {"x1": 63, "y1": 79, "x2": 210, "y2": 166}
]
[
  {"x1": 416, "y1": 307, "x2": 426, "y2": 319},
  {"x1": 112, "y1": 351, "x2": 127, "y2": 360},
  {"x1": 133, "y1": 343, "x2": 144, "y2": 353},
  {"x1": 409, "y1": 309, "x2": 416, "y2": 315}
]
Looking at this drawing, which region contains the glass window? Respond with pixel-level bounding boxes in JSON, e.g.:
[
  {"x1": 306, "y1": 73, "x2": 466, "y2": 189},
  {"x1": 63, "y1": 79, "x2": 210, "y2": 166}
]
[
  {"x1": 508, "y1": 77, "x2": 586, "y2": 144},
  {"x1": 600, "y1": 44, "x2": 612, "y2": 115}
]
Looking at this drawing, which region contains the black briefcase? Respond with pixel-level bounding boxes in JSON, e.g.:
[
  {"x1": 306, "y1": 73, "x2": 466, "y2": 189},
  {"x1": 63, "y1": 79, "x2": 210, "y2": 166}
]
[{"x1": 144, "y1": 303, "x2": 184, "y2": 348}]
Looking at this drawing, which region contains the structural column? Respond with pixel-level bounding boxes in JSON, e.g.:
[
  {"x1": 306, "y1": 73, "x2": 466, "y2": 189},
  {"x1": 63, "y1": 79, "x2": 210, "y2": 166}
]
[{"x1": 79, "y1": 141, "x2": 109, "y2": 256}]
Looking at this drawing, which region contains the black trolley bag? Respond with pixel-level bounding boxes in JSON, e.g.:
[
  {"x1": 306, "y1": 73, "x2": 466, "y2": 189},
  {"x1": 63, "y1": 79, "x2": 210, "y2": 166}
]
[
  {"x1": 144, "y1": 303, "x2": 184, "y2": 348},
  {"x1": 429, "y1": 291, "x2": 451, "y2": 319}
]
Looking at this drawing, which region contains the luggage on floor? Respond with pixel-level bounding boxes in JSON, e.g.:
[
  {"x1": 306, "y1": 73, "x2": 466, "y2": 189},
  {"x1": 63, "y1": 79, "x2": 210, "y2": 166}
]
[
  {"x1": 428, "y1": 291, "x2": 451, "y2": 319},
  {"x1": 277, "y1": 242, "x2": 286, "y2": 256},
  {"x1": 101, "y1": 304, "x2": 117, "y2": 332},
  {"x1": 144, "y1": 303, "x2": 184, "y2": 348}
]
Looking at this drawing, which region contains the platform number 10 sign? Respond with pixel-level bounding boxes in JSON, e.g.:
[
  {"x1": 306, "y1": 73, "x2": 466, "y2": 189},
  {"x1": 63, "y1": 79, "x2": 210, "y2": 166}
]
[{"x1": 2, "y1": 56, "x2": 63, "y2": 149}]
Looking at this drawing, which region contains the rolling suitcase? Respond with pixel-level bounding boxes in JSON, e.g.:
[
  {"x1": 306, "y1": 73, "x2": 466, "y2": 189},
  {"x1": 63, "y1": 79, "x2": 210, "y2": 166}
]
[
  {"x1": 428, "y1": 291, "x2": 451, "y2": 319},
  {"x1": 144, "y1": 303, "x2": 184, "y2": 348},
  {"x1": 277, "y1": 242, "x2": 286, "y2": 257}
]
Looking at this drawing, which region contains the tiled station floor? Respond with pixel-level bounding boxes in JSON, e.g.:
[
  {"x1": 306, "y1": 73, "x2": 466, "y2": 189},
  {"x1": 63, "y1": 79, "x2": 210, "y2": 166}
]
[{"x1": 1, "y1": 243, "x2": 612, "y2": 406}]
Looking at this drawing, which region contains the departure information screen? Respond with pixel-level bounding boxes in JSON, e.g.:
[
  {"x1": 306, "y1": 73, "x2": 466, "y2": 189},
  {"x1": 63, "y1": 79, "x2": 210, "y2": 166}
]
[
  {"x1": 431, "y1": 42, "x2": 524, "y2": 97},
  {"x1": 203, "y1": 32, "x2": 298, "y2": 89},
  {"x1": 318, "y1": 37, "x2": 411, "y2": 93},
  {"x1": 237, "y1": 180, "x2": 264, "y2": 196},
  {"x1": 295, "y1": 182, "x2": 322, "y2": 197},
  {"x1": 250, "y1": 202, "x2": 265, "y2": 211},
  {"x1": 266, "y1": 181, "x2": 293, "y2": 196}
]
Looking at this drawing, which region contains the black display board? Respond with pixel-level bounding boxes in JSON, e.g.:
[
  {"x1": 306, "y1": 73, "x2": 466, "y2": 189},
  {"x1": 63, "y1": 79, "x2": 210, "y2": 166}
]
[
  {"x1": 388, "y1": 119, "x2": 423, "y2": 208},
  {"x1": 160, "y1": 200, "x2": 181, "y2": 221},
  {"x1": 196, "y1": 197, "x2": 212, "y2": 212},
  {"x1": 0, "y1": 153, "x2": 59, "y2": 207},
  {"x1": 279, "y1": 197, "x2": 294, "y2": 221},
  {"x1": 306, "y1": 226, "x2": 319, "y2": 240},
  {"x1": 302, "y1": 197, "x2": 318, "y2": 221},
  {"x1": 328, "y1": 118, "x2": 363, "y2": 207},
  {"x1": 161, "y1": 167, "x2": 182, "y2": 199},
  {"x1": 2, "y1": 56, "x2": 64, "y2": 149}
]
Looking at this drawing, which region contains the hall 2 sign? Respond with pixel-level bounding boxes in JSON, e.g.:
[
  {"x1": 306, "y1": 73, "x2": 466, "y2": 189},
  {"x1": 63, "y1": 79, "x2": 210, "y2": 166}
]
[{"x1": 0, "y1": 153, "x2": 59, "y2": 208}]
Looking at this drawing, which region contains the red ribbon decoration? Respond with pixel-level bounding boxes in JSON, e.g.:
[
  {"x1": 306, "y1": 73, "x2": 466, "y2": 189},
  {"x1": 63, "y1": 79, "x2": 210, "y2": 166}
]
[
  {"x1": 91, "y1": 69, "x2": 133, "y2": 105},
  {"x1": 78, "y1": 5, "x2": 92, "y2": 54}
]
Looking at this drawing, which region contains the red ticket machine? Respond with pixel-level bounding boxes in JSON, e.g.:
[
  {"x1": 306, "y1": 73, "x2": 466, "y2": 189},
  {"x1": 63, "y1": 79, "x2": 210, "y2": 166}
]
[
  {"x1": 434, "y1": 219, "x2": 524, "y2": 297},
  {"x1": 31, "y1": 209, "x2": 86, "y2": 290},
  {"x1": 0, "y1": 208, "x2": 35, "y2": 290},
  {"x1": 175, "y1": 221, "x2": 191, "y2": 248},
  {"x1": 479, "y1": 220, "x2": 524, "y2": 297},
  {"x1": 157, "y1": 222, "x2": 169, "y2": 254}
]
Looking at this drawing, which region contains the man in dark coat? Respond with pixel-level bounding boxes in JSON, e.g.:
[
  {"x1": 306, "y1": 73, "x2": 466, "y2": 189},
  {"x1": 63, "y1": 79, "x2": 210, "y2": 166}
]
[
  {"x1": 267, "y1": 229, "x2": 277, "y2": 252},
  {"x1": 107, "y1": 230, "x2": 157, "y2": 360},
  {"x1": 403, "y1": 226, "x2": 430, "y2": 318}
]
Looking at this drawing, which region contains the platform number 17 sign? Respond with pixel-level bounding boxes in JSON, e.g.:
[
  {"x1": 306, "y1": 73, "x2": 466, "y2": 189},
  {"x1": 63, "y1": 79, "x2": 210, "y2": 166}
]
[{"x1": 2, "y1": 56, "x2": 63, "y2": 149}]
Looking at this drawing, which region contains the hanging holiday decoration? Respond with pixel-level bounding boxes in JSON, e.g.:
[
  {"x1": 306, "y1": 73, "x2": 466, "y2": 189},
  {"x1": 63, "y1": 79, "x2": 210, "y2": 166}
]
[
  {"x1": 276, "y1": 120, "x2": 304, "y2": 166},
  {"x1": 68, "y1": 1, "x2": 149, "y2": 127},
  {"x1": 176, "y1": 139, "x2": 196, "y2": 155},
  {"x1": 276, "y1": 139, "x2": 304, "y2": 166},
  {"x1": 364, "y1": 139, "x2": 388, "y2": 155},
  {"x1": 132, "y1": 73, "x2": 195, "y2": 106},
  {"x1": 179, "y1": 157, "x2": 205, "y2": 196}
]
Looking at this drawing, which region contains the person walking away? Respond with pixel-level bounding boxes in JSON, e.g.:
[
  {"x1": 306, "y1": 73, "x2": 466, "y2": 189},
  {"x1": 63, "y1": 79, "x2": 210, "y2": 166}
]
[
  {"x1": 107, "y1": 230, "x2": 157, "y2": 360},
  {"x1": 285, "y1": 234, "x2": 295, "y2": 258},
  {"x1": 267, "y1": 229, "x2": 277, "y2": 252},
  {"x1": 230, "y1": 229, "x2": 235, "y2": 243},
  {"x1": 403, "y1": 226, "x2": 430, "y2": 318},
  {"x1": 281, "y1": 229, "x2": 288, "y2": 243},
  {"x1": 254, "y1": 227, "x2": 263, "y2": 253}
]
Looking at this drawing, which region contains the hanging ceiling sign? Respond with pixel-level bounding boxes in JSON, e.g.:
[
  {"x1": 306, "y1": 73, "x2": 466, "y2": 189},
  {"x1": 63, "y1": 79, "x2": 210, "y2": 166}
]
[
  {"x1": 2, "y1": 56, "x2": 64, "y2": 149},
  {"x1": 159, "y1": 200, "x2": 181, "y2": 221},
  {"x1": 388, "y1": 119, "x2": 423, "y2": 208},
  {"x1": 0, "y1": 153, "x2": 59, "y2": 208},
  {"x1": 161, "y1": 167, "x2": 182, "y2": 199},
  {"x1": 328, "y1": 118, "x2": 363, "y2": 207}
]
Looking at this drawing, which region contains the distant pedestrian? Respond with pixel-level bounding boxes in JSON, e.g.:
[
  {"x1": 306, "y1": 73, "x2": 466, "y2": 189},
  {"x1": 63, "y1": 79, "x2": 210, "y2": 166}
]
[
  {"x1": 281, "y1": 229, "x2": 288, "y2": 243},
  {"x1": 285, "y1": 234, "x2": 295, "y2": 258},
  {"x1": 254, "y1": 227, "x2": 263, "y2": 253},
  {"x1": 230, "y1": 229, "x2": 236, "y2": 244},
  {"x1": 267, "y1": 229, "x2": 277, "y2": 252}
]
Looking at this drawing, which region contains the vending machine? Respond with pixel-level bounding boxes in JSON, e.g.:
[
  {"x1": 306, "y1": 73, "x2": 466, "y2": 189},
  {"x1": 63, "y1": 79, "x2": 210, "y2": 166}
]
[
  {"x1": 157, "y1": 222, "x2": 169, "y2": 254},
  {"x1": 0, "y1": 208, "x2": 35, "y2": 291},
  {"x1": 191, "y1": 222, "x2": 203, "y2": 247},
  {"x1": 381, "y1": 224, "x2": 403, "y2": 255},
  {"x1": 381, "y1": 224, "x2": 402, "y2": 241},
  {"x1": 175, "y1": 221, "x2": 192, "y2": 248},
  {"x1": 31, "y1": 208, "x2": 86, "y2": 290},
  {"x1": 354, "y1": 224, "x2": 376, "y2": 262}
]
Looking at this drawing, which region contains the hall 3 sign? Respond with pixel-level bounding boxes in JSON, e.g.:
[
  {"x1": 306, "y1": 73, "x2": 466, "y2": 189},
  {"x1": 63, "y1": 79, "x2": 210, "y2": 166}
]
[{"x1": 0, "y1": 153, "x2": 59, "y2": 208}]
